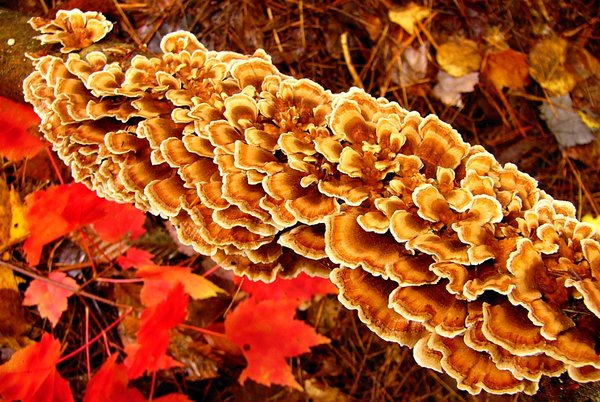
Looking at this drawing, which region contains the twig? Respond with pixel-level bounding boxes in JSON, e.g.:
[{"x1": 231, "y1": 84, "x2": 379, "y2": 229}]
[
  {"x1": 563, "y1": 153, "x2": 600, "y2": 215},
  {"x1": 109, "y1": 0, "x2": 144, "y2": 48},
  {"x1": 340, "y1": 31, "x2": 363, "y2": 88},
  {"x1": 178, "y1": 323, "x2": 227, "y2": 338},
  {"x1": 57, "y1": 306, "x2": 133, "y2": 364},
  {"x1": 1, "y1": 260, "x2": 131, "y2": 308}
]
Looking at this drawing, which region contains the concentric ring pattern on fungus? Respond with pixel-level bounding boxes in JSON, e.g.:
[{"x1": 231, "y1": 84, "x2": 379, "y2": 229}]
[{"x1": 24, "y1": 9, "x2": 600, "y2": 395}]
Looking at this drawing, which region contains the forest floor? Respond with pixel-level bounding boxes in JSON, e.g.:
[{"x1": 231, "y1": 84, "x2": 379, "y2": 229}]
[{"x1": 0, "y1": 0, "x2": 599, "y2": 401}]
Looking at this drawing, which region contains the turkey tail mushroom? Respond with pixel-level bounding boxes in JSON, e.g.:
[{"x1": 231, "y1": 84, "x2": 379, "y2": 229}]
[{"x1": 23, "y1": 9, "x2": 600, "y2": 395}]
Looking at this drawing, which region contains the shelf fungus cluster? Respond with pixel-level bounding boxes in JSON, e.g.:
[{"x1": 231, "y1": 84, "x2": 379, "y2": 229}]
[{"x1": 24, "y1": 9, "x2": 600, "y2": 395}]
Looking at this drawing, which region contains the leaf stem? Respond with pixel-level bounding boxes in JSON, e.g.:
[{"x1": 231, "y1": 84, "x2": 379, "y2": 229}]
[{"x1": 57, "y1": 307, "x2": 133, "y2": 364}]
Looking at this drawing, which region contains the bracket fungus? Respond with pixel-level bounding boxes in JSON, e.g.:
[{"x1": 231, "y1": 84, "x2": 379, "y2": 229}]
[{"x1": 23, "y1": 9, "x2": 600, "y2": 395}]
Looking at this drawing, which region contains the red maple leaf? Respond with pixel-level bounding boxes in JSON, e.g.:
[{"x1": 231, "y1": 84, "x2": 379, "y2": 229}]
[
  {"x1": 124, "y1": 283, "x2": 189, "y2": 379},
  {"x1": 23, "y1": 183, "x2": 146, "y2": 265},
  {"x1": 0, "y1": 333, "x2": 74, "y2": 402},
  {"x1": 0, "y1": 96, "x2": 45, "y2": 161},
  {"x1": 116, "y1": 247, "x2": 155, "y2": 270},
  {"x1": 23, "y1": 271, "x2": 78, "y2": 327},
  {"x1": 153, "y1": 394, "x2": 192, "y2": 402},
  {"x1": 91, "y1": 201, "x2": 146, "y2": 243},
  {"x1": 136, "y1": 265, "x2": 225, "y2": 306},
  {"x1": 84, "y1": 354, "x2": 191, "y2": 402},
  {"x1": 224, "y1": 298, "x2": 330, "y2": 389},
  {"x1": 83, "y1": 354, "x2": 146, "y2": 402},
  {"x1": 238, "y1": 272, "x2": 337, "y2": 304}
]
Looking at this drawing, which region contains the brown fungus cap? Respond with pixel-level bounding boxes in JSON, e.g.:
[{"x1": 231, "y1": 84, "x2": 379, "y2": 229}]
[
  {"x1": 464, "y1": 319, "x2": 565, "y2": 382},
  {"x1": 331, "y1": 267, "x2": 427, "y2": 346},
  {"x1": 389, "y1": 282, "x2": 468, "y2": 337},
  {"x1": 428, "y1": 333, "x2": 538, "y2": 395},
  {"x1": 29, "y1": 9, "x2": 113, "y2": 53},
  {"x1": 23, "y1": 9, "x2": 600, "y2": 395}
]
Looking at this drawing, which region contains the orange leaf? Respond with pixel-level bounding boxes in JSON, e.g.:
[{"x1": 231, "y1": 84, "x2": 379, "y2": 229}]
[
  {"x1": 23, "y1": 183, "x2": 146, "y2": 265},
  {"x1": 23, "y1": 271, "x2": 77, "y2": 327},
  {"x1": 0, "y1": 333, "x2": 74, "y2": 402},
  {"x1": 83, "y1": 354, "x2": 146, "y2": 402},
  {"x1": 224, "y1": 298, "x2": 330, "y2": 389},
  {"x1": 0, "y1": 96, "x2": 45, "y2": 161},
  {"x1": 238, "y1": 272, "x2": 337, "y2": 304},
  {"x1": 124, "y1": 284, "x2": 189, "y2": 379},
  {"x1": 137, "y1": 265, "x2": 225, "y2": 306},
  {"x1": 484, "y1": 49, "x2": 530, "y2": 90},
  {"x1": 116, "y1": 247, "x2": 155, "y2": 270}
]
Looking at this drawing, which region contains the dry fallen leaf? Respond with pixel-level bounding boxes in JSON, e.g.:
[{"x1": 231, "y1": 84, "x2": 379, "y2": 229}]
[
  {"x1": 0, "y1": 266, "x2": 21, "y2": 293},
  {"x1": 482, "y1": 26, "x2": 509, "y2": 51},
  {"x1": 0, "y1": 266, "x2": 30, "y2": 343},
  {"x1": 529, "y1": 37, "x2": 576, "y2": 95},
  {"x1": 388, "y1": 2, "x2": 430, "y2": 35},
  {"x1": 0, "y1": 179, "x2": 11, "y2": 249},
  {"x1": 567, "y1": 46, "x2": 600, "y2": 82},
  {"x1": 433, "y1": 71, "x2": 479, "y2": 107},
  {"x1": 395, "y1": 43, "x2": 428, "y2": 87},
  {"x1": 8, "y1": 189, "x2": 28, "y2": 244},
  {"x1": 484, "y1": 49, "x2": 530, "y2": 90},
  {"x1": 0, "y1": 179, "x2": 28, "y2": 250},
  {"x1": 304, "y1": 378, "x2": 351, "y2": 402},
  {"x1": 540, "y1": 94, "x2": 595, "y2": 148},
  {"x1": 578, "y1": 110, "x2": 600, "y2": 130},
  {"x1": 436, "y1": 37, "x2": 481, "y2": 77}
]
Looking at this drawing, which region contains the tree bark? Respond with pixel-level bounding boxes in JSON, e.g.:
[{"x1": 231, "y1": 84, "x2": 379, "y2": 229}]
[
  {"x1": 0, "y1": 7, "x2": 143, "y2": 103},
  {"x1": 0, "y1": 8, "x2": 40, "y2": 102}
]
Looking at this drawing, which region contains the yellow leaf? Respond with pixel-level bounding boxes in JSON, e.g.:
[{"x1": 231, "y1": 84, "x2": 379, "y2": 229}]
[
  {"x1": 9, "y1": 188, "x2": 28, "y2": 242},
  {"x1": 0, "y1": 265, "x2": 22, "y2": 292},
  {"x1": 388, "y1": 2, "x2": 430, "y2": 35},
  {"x1": 582, "y1": 214, "x2": 600, "y2": 233},
  {"x1": 578, "y1": 111, "x2": 600, "y2": 130},
  {"x1": 528, "y1": 37, "x2": 576, "y2": 95},
  {"x1": 0, "y1": 179, "x2": 10, "y2": 247},
  {"x1": 0, "y1": 179, "x2": 29, "y2": 250},
  {"x1": 436, "y1": 38, "x2": 482, "y2": 77}
]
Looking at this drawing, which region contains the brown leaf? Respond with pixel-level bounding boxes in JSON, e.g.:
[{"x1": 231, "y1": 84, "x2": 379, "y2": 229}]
[
  {"x1": 0, "y1": 267, "x2": 30, "y2": 339},
  {"x1": 485, "y1": 49, "x2": 530, "y2": 90},
  {"x1": 0, "y1": 178, "x2": 27, "y2": 250}
]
